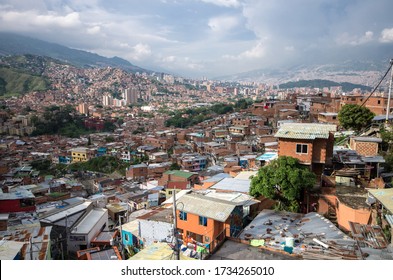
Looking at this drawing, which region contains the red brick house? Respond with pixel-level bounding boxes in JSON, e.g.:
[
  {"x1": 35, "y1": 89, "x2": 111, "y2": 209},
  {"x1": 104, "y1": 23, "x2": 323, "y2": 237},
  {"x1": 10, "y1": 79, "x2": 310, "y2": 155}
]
[
  {"x1": 318, "y1": 112, "x2": 339, "y2": 125},
  {"x1": 340, "y1": 95, "x2": 392, "y2": 115},
  {"x1": 126, "y1": 163, "x2": 148, "y2": 181},
  {"x1": 158, "y1": 170, "x2": 199, "y2": 188},
  {"x1": 349, "y1": 137, "x2": 382, "y2": 157},
  {"x1": 275, "y1": 123, "x2": 337, "y2": 177}
]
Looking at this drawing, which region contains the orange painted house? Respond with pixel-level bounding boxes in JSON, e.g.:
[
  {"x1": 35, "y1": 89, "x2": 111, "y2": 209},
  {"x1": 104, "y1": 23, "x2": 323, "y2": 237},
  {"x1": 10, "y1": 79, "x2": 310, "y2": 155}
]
[{"x1": 175, "y1": 193, "x2": 245, "y2": 253}]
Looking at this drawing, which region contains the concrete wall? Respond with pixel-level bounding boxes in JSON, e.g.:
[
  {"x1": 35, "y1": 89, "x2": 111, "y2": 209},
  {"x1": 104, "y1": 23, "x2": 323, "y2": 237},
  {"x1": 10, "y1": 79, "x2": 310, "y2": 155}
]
[
  {"x1": 68, "y1": 209, "x2": 108, "y2": 253},
  {"x1": 336, "y1": 199, "x2": 371, "y2": 231},
  {"x1": 139, "y1": 219, "x2": 172, "y2": 246}
]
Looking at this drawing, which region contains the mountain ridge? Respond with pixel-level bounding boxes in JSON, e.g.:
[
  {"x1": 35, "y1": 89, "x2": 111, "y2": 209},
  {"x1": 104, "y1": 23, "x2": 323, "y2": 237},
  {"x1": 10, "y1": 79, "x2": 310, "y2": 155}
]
[
  {"x1": 0, "y1": 32, "x2": 152, "y2": 73},
  {"x1": 214, "y1": 60, "x2": 390, "y2": 87}
]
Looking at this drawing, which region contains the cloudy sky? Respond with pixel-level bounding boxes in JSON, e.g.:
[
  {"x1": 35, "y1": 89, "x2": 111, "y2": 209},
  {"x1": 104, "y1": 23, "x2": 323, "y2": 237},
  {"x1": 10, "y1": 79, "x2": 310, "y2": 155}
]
[{"x1": 1, "y1": 0, "x2": 393, "y2": 78}]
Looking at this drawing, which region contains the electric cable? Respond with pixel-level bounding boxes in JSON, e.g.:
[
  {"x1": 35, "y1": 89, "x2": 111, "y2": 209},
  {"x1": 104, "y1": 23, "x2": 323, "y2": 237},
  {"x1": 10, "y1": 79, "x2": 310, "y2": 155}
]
[{"x1": 360, "y1": 60, "x2": 393, "y2": 107}]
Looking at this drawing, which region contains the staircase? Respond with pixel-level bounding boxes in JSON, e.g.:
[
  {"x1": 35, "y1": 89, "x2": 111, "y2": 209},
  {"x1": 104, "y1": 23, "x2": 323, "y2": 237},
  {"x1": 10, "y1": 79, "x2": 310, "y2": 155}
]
[
  {"x1": 327, "y1": 203, "x2": 338, "y2": 227},
  {"x1": 319, "y1": 195, "x2": 338, "y2": 227}
]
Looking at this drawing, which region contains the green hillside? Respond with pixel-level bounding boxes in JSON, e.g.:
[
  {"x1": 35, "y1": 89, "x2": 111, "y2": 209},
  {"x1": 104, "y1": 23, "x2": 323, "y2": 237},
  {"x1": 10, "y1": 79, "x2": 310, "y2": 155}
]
[
  {"x1": 0, "y1": 32, "x2": 149, "y2": 73},
  {"x1": 0, "y1": 66, "x2": 49, "y2": 96}
]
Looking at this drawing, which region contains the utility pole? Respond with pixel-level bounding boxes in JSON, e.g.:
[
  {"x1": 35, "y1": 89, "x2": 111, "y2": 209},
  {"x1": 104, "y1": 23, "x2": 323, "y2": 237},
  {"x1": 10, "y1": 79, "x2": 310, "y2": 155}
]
[
  {"x1": 119, "y1": 215, "x2": 125, "y2": 260},
  {"x1": 29, "y1": 236, "x2": 33, "y2": 260},
  {"x1": 385, "y1": 59, "x2": 393, "y2": 125},
  {"x1": 172, "y1": 190, "x2": 180, "y2": 260}
]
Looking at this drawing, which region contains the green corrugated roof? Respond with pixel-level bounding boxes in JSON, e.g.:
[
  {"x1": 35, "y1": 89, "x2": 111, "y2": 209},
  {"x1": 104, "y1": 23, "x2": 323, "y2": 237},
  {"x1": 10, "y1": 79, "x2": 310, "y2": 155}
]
[{"x1": 164, "y1": 170, "x2": 198, "y2": 178}]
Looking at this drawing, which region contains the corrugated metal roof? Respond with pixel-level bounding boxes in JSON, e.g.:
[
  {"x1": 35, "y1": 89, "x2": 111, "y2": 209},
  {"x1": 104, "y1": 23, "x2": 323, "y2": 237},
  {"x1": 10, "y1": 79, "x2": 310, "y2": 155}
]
[
  {"x1": 275, "y1": 123, "x2": 336, "y2": 140},
  {"x1": 177, "y1": 193, "x2": 237, "y2": 222},
  {"x1": 71, "y1": 208, "x2": 107, "y2": 234},
  {"x1": 129, "y1": 242, "x2": 194, "y2": 260},
  {"x1": 0, "y1": 240, "x2": 25, "y2": 260},
  {"x1": 200, "y1": 190, "x2": 259, "y2": 207},
  {"x1": 211, "y1": 178, "x2": 251, "y2": 194},
  {"x1": 0, "y1": 226, "x2": 52, "y2": 260},
  {"x1": 352, "y1": 137, "x2": 382, "y2": 143},
  {"x1": 0, "y1": 189, "x2": 35, "y2": 200},
  {"x1": 90, "y1": 248, "x2": 121, "y2": 260},
  {"x1": 203, "y1": 173, "x2": 231, "y2": 183},
  {"x1": 234, "y1": 171, "x2": 258, "y2": 180},
  {"x1": 368, "y1": 189, "x2": 393, "y2": 213},
  {"x1": 161, "y1": 190, "x2": 192, "y2": 205},
  {"x1": 40, "y1": 201, "x2": 91, "y2": 223},
  {"x1": 121, "y1": 220, "x2": 140, "y2": 235}
]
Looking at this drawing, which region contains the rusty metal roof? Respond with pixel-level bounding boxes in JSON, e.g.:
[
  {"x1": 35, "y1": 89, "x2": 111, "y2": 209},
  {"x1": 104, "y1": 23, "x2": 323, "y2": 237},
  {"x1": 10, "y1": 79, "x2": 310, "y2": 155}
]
[
  {"x1": 0, "y1": 226, "x2": 52, "y2": 260},
  {"x1": 275, "y1": 123, "x2": 336, "y2": 140}
]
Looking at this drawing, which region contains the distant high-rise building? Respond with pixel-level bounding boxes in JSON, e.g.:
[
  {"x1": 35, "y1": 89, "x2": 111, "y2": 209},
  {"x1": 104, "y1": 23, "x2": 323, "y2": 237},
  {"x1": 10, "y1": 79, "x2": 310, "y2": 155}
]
[
  {"x1": 124, "y1": 87, "x2": 138, "y2": 104},
  {"x1": 77, "y1": 103, "x2": 89, "y2": 115},
  {"x1": 103, "y1": 94, "x2": 113, "y2": 106}
]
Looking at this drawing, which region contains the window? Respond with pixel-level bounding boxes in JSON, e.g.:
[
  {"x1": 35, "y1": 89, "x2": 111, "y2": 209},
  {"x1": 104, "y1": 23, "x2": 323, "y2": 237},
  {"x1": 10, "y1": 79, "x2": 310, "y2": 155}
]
[
  {"x1": 187, "y1": 231, "x2": 204, "y2": 243},
  {"x1": 199, "y1": 216, "x2": 207, "y2": 226},
  {"x1": 378, "y1": 100, "x2": 381, "y2": 104},
  {"x1": 124, "y1": 234, "x2": 129, "y2": 242},
  {"x1": 168, "y1": 190, "x2": 173, "y2": 195},
  {"x1": 179, "y1": 211, "x2": 187, "y2": 221},
  {"x1": 296, "y1": 144, "x2": 308, "y2": 154},
  {"x1": 20, "y1": 199, "x2": 34, "y2": 208}
]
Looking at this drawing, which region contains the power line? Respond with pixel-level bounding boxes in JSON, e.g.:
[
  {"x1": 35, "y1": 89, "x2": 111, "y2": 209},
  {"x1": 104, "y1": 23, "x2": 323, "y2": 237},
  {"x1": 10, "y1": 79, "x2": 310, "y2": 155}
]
[{"x1": 361, "y1": 59, "x2": 393, "y2": 107}]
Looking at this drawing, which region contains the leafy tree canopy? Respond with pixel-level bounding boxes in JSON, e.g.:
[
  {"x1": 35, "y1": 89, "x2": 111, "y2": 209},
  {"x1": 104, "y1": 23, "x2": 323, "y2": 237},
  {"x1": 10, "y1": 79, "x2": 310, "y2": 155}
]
[
  {"x1": 250, "y1": 156, "x2": 316, "y2": 212},
  {"x1": 68, "y1": 156, "x2": 129, "y2": 175},
  {"x1": 338, "y1": 104, "x2": 375, "y2": 132}
]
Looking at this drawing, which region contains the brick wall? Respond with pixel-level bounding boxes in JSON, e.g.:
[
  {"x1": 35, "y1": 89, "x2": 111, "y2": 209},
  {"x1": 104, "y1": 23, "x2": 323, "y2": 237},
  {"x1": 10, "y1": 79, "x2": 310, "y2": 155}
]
[
  {"x1": 349, "y1": 139, "x2": 379, "y2": 157},
  {"x1": 126, "y1": 166, "x2": 148, "y2": 180},
  {"x1": 312, "y1": 138, "x2": 328, "y2": 163},
  {"x1": 278, "y1": 139, "x2": 313, "y2": 164}
]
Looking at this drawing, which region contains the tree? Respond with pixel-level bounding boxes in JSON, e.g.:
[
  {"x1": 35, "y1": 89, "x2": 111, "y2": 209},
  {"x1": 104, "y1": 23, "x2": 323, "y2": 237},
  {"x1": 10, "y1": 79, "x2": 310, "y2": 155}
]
[
  {"x1": 169, "y1": 162, "x2": 181, "y2": 170},
  {"x1": 250, "y1": 156, "x2": 316, "y2": 212},
  {"x1": 103, "y1": 121, "x2": 116, "y2": 132},
  {"x1": 338, "y1": 104, "x2": 375, "y2": 132}
]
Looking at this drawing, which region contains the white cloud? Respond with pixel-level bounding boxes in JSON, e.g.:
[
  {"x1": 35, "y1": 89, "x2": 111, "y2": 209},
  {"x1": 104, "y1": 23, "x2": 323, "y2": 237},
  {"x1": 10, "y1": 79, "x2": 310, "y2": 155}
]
[
  {"x1": 201, "y1": 0, "x2": 241, "y2": 8},
  {"x1": 335, "y1": 31, "x2": 374, "y2": 46},
  {"x1": 208, "y1": 15, "x2": 239, "y2": 33},
  {"x1": 162, "y1": 56, "x2": 176, "y2": 62},
  {"x1": 87, "y1": 25, "x2": 101, "y2": 35},
  {"x1": 1, "y1": 10, "x2": 81, "y2": 28},
  {"x1": 223, "y1": 41, "x2": 265, "y2": 59},
  {"x1": 380, "y1": 27, "x2": 393, "y2": 43},
  {"x1": 131, "y1": 43, "x2": 152, "y2": 60},
  {"x1": 285, "y1": 46, "x2": 295, "y2": 52},
  {"x1": 240, "y1": 41, "x2": 264, "y2": 58}
]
